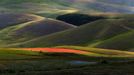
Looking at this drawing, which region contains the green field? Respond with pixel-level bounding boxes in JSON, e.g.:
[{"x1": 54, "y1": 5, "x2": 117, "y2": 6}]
[{"x1": 0, "y1": 47, "x2": 133, "y2": 75}]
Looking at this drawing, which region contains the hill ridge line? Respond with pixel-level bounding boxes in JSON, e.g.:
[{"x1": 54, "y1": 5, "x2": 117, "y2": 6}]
[{"x1": 19, "y1": 14, "x2": 45, "y2": 26}]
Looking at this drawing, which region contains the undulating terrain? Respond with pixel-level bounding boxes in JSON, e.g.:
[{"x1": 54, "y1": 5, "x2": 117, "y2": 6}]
[{"x1": 0, "y1": 0, "x2": 134, "y2": 75}]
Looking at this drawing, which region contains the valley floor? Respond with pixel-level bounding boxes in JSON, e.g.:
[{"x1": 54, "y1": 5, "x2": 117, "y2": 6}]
[
  {"x1": 0, "y1": 47, "x2": 134, "y2": 75},
  {"x1": 0, "y1": 59, "x2": 134, "y2": 75}
]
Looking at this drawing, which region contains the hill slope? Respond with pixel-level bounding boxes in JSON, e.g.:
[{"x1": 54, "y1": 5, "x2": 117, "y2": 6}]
[
  {"x1": 0, "y1": 14, "x2": 76, "y2": 46},
  {"x1": 96, "y1": 30, "x2": 134, "y2": 50},
  {"x1": 0, "y1": 13, "x2": 38, "y2": 29},
  {"x1": 9, "y1": 17, "x2": 134, "y2": 50}
]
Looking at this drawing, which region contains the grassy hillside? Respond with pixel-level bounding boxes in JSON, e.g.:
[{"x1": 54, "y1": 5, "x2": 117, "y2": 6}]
[
  {"x1": 10, "y1": 18, "x2": 134, "y2": 51},
  {"x1": 0, "y1": 48, "x2": 41, "y2": 60},
  {"x1": 0, "y1": 13, "x2": 38, "y2": 29},
  {"x1": 96, "y1": 30, "x2": 134, "y2": 50},
  {"x1": 0, "y1": 47, "x2": 134, "y2": 60},
  {"x1": 56, "y1": 46, "x2": 134, "y2": 57},
  {"x1": 0, "y1": 13, "x2": 133, "y2": 51},
  {"x1": 0, "y1": 14, "x2": 76, "y2": 46}
]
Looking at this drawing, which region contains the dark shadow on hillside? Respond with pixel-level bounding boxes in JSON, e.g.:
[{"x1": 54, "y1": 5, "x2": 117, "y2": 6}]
[{"x1": 56, "y1": 13, "x2": 105, "y2": 26}]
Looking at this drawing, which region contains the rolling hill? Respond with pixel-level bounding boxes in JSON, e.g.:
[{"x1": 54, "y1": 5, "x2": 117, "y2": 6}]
[
  {"x1": 56, "y1": 46, "x2": 134, "y2": 57},
  {"x1": 0, "y1": 13, "x2": 38, "y2": 29},
  {"x1": 96, "y1": 30, "x2": 134, "y2": 51},
  {"x1": 8, "y1": 16, "x2": 134, "y2": 51},
  {"x1": 0, "y1": 13, "x2": 76, "y2": 46},
  {"x1": 0, "y1": 48, "x2": 41, "y2": 60},
  {"x1": 1, "y1": 46, "x2": 134, "y2": 60}
]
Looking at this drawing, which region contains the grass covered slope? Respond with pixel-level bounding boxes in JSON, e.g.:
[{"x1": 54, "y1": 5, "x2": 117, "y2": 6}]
[
  {"x1": 0, "y1": 13, "x2": 38, "y2": 29},
  {"x1": 0, "y1": 14, "x2": 76, "y2": 46},
  {"x1": 0, "y1": 46, "x2": 134, "y2": 60},
  {"x1": 11, "y1": 18, "x2": 134, "y2": 50},
  {"x1": 0, "y1": 13, "x2": 134, "y2": 51},
  {"x1": 11, "y1": 18, "x2": 76, "y2": 37},
  {"x1": 96, "y1": 30, "x2": 134, "y2": 50},
  {"x1": 0, "y1": 48, "x2": 41, "y2": 60},
  {"x1": 56, "y1": 46, "x2": 134, "y2": 57}
]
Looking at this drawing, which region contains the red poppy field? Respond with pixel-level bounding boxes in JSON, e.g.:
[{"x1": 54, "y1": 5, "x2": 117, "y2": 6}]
[{"x1": 21, "y1": 48, "x2": 89, "y2": 54}]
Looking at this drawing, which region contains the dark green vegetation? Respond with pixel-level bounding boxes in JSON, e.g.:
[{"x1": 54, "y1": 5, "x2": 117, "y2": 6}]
[
  {"x1": 0, "y1": 48, "x2": 41, "y2": 60},
  {"x1": 56, "y1": 13, "x2": 105, "y2": 26},
  {"x1": 0, "y1": 59, "x2": 134, "y2": 75}
]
